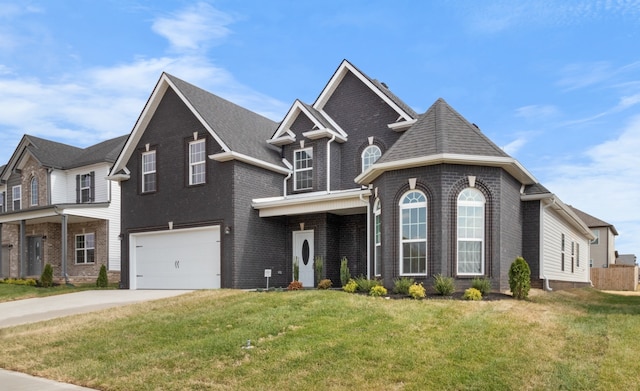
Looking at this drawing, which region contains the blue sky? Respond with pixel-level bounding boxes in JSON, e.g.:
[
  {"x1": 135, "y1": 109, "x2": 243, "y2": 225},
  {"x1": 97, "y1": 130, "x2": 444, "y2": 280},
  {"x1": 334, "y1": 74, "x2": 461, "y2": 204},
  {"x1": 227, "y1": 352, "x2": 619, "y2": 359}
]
[{"x1": 1, "y1": 1, "x2": 639, "y2": 256}]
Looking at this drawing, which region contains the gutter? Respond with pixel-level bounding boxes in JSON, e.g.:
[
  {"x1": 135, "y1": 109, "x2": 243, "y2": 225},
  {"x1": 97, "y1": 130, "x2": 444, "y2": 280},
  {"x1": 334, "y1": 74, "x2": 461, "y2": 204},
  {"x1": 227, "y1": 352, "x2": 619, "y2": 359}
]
[
  {"x1": 282, "y1": 158, "x2": 293, "y2": 197},
  {"x1": 541, "y1": 198, "x2": 555, "y2": 291}
]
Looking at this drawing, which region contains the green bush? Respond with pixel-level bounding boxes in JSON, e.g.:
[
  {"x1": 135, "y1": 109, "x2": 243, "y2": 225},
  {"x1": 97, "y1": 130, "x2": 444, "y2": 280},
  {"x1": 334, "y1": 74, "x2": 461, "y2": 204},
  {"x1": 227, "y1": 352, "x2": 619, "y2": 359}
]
[
  {"x1": 293, "y1": 257, "x2": 300, "y2": 282},
  {"x1": 96, "y1": 264, "x2": 108, "y2": 288},
  {"x1": 354, "y1": 276, "x2": 380, "y2": 293},
  {"x1": 463, "y1": 287, "x2": 482, "y2": 301},
  {"x1": 509, "y1": 256, "x2": 531, "y2": 300},
  {"x1": 369, "y1": 285, "x2": 388, "y2": 297},
  {"x1": 287, "y1": 281, "x2": 303, "y2": 291},
  {"x1": 343, "y1": 279, "x2": 358, "y2": 293},
  {"x1": 40, "y1": 263, "x2": 54, "y2": 288},
  {"x1": 340, "y1": 257, "x2": 351, "y2": 287},
  {"x1": 314, "y1": 256, "x2": 324, "y2": 286},
  {"x1": 393, "y1": 277, "x2": 415, "y2": 295},
  {"x1": 433, "y1": 274, "x2": 455, "y2": 296},
  {"x1": 317, "y1": 279, "x2": 332, "y2": 290},
  {"x1": 471, "y1": 276, "x2": 492, "y2": 296},
  {"x1": 1, "y1": 278, "x2": 37, "y2": 286},
  {"x1": 408, "y1": 283, "x2": 426, "y2": 299}
]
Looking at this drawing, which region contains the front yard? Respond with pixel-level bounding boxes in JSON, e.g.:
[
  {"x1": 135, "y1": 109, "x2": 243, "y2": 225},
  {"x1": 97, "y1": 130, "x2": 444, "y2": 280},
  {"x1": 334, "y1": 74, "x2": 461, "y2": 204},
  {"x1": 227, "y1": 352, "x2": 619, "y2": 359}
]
[{"x1": 0, "y1": 288, "x2": 639, "y2": 390}]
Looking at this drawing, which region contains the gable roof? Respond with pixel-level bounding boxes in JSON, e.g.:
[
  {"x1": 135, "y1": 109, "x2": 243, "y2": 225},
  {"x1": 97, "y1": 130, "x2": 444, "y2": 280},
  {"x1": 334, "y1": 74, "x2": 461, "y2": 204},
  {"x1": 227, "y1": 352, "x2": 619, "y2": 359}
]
[
  {"x1": 110, "y1": 73, "x2": 287, "y2": 178},
  {"x1": 356, "y1": 98, "x2": 536, "y2": 185},
  {"x1": 569, "y1": 206, "x2": 619, "y2": 235},
  {"x1": 1, "y1": 134, "x2": 127, "y2": 182}
]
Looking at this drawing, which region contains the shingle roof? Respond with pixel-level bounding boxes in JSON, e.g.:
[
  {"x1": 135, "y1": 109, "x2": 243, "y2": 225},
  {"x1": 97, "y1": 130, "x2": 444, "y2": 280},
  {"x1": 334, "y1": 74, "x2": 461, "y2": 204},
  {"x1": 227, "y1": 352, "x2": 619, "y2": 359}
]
[
  {"x1": 165, "y1": 74, "x2": 282, "y2": 167},
  {"x1": 568, "y1": 206, "x2": 618, "y2": 235},
  {"x1": 378, "y1": 98, "x2": 509, "y2": 164},
  {"x1": 300, "y1": 101, "x2": 336, "y2": 131},
  {"x1": 523, "y1": 183, "x2": 551, "y2": 196}
]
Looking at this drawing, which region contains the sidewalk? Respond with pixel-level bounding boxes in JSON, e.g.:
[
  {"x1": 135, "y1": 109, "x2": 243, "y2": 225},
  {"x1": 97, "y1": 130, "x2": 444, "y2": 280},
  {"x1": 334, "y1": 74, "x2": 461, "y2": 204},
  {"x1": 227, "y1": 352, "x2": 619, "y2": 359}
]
[{"x1": 0, "y1": 289, "x2": 193, "y2": 390}]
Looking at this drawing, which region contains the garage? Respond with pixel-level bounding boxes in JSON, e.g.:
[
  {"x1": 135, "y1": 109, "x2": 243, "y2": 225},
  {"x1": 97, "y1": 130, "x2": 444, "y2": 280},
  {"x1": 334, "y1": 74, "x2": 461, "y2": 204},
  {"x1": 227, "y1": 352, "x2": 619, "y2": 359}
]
[{"x1": 130, "y1": 226, "x2": 221, "y2": 290}]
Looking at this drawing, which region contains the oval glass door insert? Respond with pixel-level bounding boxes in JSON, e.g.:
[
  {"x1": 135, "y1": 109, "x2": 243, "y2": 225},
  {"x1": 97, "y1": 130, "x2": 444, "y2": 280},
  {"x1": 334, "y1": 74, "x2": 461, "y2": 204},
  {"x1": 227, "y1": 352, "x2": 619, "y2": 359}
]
[{"x1": 302, "y1": 239, "x2": 310, "y2": 265}]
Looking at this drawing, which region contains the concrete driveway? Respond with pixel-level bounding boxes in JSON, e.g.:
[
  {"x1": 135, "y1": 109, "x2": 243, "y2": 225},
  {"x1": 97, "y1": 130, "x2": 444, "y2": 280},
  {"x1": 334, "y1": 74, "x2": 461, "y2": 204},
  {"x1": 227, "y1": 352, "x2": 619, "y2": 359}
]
[{"x1": 0, "y1": 289, "x2": 193, "y2": 328}]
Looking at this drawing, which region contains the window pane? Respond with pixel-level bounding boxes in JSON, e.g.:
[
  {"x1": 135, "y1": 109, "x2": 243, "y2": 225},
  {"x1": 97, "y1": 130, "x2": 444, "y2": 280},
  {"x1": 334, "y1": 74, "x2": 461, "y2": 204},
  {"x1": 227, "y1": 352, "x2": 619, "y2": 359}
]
[
  {"x1": 76, "y1": 250, "x2": 85, "y2": 264},
  {"x1": 458, "y1": 241, "x2": 482, "y2": 274}
]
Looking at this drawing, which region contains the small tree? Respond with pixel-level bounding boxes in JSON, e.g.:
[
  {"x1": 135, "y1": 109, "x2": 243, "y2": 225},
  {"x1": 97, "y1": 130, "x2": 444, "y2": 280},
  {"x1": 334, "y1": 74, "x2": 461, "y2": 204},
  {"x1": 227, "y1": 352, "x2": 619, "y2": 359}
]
[
  {"x1": 40, "y1": 263, "x2": 54, "y2": 288},
  {"x1": 340, "y1": 257, "x2": 351, "y2": 287},
  {"x1": 509, "y1": 256, "x2": 531, "y2": 300},
  {"x1": 96, "y1": 264, "x2": 108, "y2": 288},
  {"x1": 314, "y1": 256, "x2": 324, "y2": 286},
  {"x1": 293, "y1": 256, "x2": 300, "y2": 282}
]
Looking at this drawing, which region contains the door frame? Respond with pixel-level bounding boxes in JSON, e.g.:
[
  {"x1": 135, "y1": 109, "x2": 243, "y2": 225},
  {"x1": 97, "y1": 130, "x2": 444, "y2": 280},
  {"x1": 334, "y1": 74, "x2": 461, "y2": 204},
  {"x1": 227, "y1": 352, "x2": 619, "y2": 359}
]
[
  {"x1": 292, "y1": 230, "x2": 314, "y2": 287},
  {"x1": 27, "y1": 235, "x2": 44, "y2": 276}
]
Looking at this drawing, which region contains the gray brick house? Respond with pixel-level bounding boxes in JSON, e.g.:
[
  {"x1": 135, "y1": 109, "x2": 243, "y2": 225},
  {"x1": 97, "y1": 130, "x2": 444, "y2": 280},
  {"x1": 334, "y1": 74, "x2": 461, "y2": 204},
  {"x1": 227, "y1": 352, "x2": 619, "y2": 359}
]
[
  {"x1": 109, "y1": 60, "x2": 595, "y2": 291},
  {"x1": 0, "y1": 135, "x2": 126, "y2": 282}
]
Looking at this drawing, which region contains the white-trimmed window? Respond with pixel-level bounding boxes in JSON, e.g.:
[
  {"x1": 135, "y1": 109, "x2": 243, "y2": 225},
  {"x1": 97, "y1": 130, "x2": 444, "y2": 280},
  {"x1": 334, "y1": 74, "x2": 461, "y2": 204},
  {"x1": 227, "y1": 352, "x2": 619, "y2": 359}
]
[
  {"x1": 561, "y1": 234, "x2": 565, "y2": 272},
  {"x1": 80, "y1": 174, "x2": 92, "y2": 203},
  {"x1": 142, "y1": 150, "x2": 157, "y2": 193},
  {"x1": 12, "y1": 185, "x2": 21, "y2": 211},
  {"x1": 591, "y1": 230, "x2": 599, "y2": 245},
  {"x1": 30, "y1": 177, "x2": 38, "y2": 206},
  {"x1": 362, "y1": 145, "x2": 381, "y2": 172},
  {"x1": 75, "y1": 233, "x2": 95, "y2": 264},
  {"x1": 576, "y1": 243, "x2": 580, "y2": 268},
  {"x1": 189, "y1": 139, "x2": 206, "y2": 185},
  {"x1": 374, "y1": 199, "x2": 381, "y2": 276},
  {"x1": 0, "y1": 191, "x2": 4, "y2": 212},
  {"x1": 457, "y1": 188, "x2": 485, "y2": 275},
  {"x1": 294, "y1": 148, "x2": 313, "y2": 190},
  {"x1": 399, "y1": 190, "x2": 427, "y2": 275}
]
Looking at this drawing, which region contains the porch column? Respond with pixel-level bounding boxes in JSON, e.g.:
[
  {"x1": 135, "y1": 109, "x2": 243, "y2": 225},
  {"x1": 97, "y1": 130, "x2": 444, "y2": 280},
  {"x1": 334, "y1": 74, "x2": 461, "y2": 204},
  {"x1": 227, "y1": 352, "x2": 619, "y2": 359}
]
[
  {"x1": 61, "y1": 214, "x2": 68, "y2": 283},
  {"x1": 20, "y1": 220, "x2": 26, "y2": 278}
]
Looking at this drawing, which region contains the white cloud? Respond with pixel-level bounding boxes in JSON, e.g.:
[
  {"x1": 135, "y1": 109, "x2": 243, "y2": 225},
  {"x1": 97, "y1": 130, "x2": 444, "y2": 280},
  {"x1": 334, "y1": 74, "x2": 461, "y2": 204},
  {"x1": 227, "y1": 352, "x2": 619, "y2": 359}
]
[
  {"x1": 151, "y1": 2, "x2": 234, "y2": 53},
  {"x1": 502, "y1": 136, "x2": 528, "y2": 156},
  {"x1": 515, "y1": 104, "x2": 559, "y2": 120},
  {"x1": 543, "y1": 115, "x2": 640, "y2": 254}
]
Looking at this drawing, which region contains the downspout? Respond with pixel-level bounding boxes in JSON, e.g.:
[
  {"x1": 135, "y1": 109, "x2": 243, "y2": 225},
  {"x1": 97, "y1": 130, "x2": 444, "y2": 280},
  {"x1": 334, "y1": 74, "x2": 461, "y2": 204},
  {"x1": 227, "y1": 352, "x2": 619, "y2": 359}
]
[
  {"x1": 326, "y1": 134, "x2": 336, "y2": 193},
  {"x1": 282, "y1": 158, "x2": 292, "y2": 197},
  {"x1": 541, "y1": 198, "x2": 556, "y2": 291},
  {"x1": 53, "y1": 206, "x2": 69, "y2": 284},
  {"x1": 360, "y1": 191, "x2": 371, "y2": 278}
]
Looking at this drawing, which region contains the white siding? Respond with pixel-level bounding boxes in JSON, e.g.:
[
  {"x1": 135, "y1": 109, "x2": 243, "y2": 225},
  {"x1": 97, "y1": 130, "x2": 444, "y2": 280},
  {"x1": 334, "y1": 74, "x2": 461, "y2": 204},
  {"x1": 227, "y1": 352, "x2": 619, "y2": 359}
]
[
  {"x1": 50, "y1": 171, "x2": 68, "y2": 204},
  {"x1": 65, "y1": 164, "x2": 111, "y2": 203},
  {"x1": 540, "y1": 205, "x2": 591, "y2": 283}
]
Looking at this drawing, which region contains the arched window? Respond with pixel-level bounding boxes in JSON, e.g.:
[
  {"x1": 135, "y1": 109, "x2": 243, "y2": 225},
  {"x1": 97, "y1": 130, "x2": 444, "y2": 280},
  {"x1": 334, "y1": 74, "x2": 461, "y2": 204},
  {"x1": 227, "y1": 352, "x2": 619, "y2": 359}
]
[
  {"x1": 399, "y1": 190, "x2": 427, "y2": 275},
  {"x1": 457, "y1": 188, "x2": 485, "y2": 275},
  {"x1": 373, "y1": 199, "x2": 381, "y2": 276},
  {"x1": 361, "y1": 145, "x2": 381, "y2": 172},
  {"x1": 30, "y1": 177, "x2": 38, "y2": 206}
]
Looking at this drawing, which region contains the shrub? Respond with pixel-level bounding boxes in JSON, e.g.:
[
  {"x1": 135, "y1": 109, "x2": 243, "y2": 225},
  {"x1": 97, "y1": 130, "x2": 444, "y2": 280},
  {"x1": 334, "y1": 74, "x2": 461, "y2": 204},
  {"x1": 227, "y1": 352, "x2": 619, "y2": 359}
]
[
  {"x1": 408, "y1": 283, "x2": 426, "y2": 299},
  {"x1": 317, "y1": 279, "x2": 332, "y2": 290},
  {"x1": 509, "y1": 256, "x2": 531, "y2": 300},
  {"x1": 369, "y1": 285, "x2": 388, "y2": 297},
  {"x1": 393, "y1": 277, "x2": 415, "y2": 295},
  {"x1": 96, "y1": 264, "x2": 108, "y2": 288},
  {"x1": 314, "y1": 256, "x2": 324, "y2": 286},
  {"x1": 343, "y1": 279, "x2": 358, "y2": 293},
  {"x1": 40, "y1": 263, "x2": 54, "y2": 288},
  {"x1": 471, "y1": 276, "x2": 492, "y2": 296},
  {"x1": 354, "y1": 276, "x2": 380, "y2": 293},
  {"x1": 340, "y1": 257, "x2": 351, "y2": 287},
  {"x1": 463, "y1": 287, "x2": 482, "y2": 301},
  {"x1": 293, "y1": 257, "x2": 299, "y2": 282},
  {"x1": 287, "y1": 281, "x2": 303, "y2": 291},
  {"x1": 1, "y1": 278, "x2": 37, "y2": 286},
  {"x1": 433, "y1": 274, "x2": 455, "y2": 296}
]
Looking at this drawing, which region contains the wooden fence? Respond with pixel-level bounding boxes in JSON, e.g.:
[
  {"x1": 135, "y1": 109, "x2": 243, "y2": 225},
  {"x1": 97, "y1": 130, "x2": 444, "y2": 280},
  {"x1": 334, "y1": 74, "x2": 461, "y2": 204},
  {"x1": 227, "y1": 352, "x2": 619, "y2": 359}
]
[{"x1": 590, "y1": 264, "x2": 639, "y2": 291}]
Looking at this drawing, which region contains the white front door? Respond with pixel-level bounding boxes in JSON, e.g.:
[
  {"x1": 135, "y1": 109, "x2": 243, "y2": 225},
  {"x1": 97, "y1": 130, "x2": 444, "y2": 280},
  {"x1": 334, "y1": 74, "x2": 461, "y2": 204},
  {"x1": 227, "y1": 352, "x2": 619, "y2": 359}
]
[{"x1": 293, "y1": 230, "x2": 314, "y2": 287}]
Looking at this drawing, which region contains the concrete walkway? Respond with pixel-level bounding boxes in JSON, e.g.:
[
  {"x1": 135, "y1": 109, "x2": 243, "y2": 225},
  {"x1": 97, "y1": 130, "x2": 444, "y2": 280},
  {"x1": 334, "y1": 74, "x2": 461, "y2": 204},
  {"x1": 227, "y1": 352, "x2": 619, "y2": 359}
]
[{"x1": 0, "y1": 289, "x2": 193, "y2": 390}]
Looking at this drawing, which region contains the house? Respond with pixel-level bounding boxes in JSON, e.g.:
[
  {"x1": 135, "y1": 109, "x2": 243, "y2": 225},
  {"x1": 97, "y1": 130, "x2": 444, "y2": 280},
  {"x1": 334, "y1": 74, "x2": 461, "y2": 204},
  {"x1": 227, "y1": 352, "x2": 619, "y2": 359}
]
[
  {"x1": 569, "y1": 206, "x2": 618, "y2": 268},
  {"x1": 0, "y1": 135, "x2": 126, "y2": 282},
  {"x1": 615, "y1": 254, "x2": 637, "y2": 266},
  {"x1": 109, "y1": 60, "x2": 595, "y2": 291}
]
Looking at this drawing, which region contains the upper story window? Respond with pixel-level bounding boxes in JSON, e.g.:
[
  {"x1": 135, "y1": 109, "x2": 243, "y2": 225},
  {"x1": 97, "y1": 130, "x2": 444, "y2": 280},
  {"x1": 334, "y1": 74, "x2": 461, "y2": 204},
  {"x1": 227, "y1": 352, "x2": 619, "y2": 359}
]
[
  {"x1": 456, "y1": 188, "x2": 485, "y2": 275},
  {"x1": 0, "y1": 191, "x2": 4, "y2": 212},
  {"x1": 362, "y1": 145, "x2": 381, "y2": 172},
  {"x1": 30, "y1": 177, "x2": 38, "y2": 206},
  {"x1": 591, "y1": 230, "x2": 599, "y2": 245},
  {"x1": 399, "y1": 190, "x2": 427, "y2": 275},
  {"x1": 12, "y1": 185, "x2": 21, "y2": 211},
  {"x1": 374, "y1": 199, "x2": 382, "y2": 276},
  {"x1": 189, "y1": 139, "x2": 206, "y2": 185},
  {"x1": 142, "y1": 150, "x2": 157, "y2": 193},
  {"x1": 77, "y1": 173, "x2": 94, "y2": 203},
  {"x1": 75, "y1": 233, "x2": 95, "y2": 264},
  {"x1": 294, "y1": 148, "x2": 313, "y2": 191}
]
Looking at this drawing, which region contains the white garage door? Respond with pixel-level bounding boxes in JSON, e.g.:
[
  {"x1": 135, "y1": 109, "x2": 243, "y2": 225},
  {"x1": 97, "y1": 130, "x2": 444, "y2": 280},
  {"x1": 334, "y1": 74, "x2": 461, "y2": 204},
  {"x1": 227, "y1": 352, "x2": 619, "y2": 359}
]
[{"x1": 130, "y1": 226, "x2": 221, "y2": 290}]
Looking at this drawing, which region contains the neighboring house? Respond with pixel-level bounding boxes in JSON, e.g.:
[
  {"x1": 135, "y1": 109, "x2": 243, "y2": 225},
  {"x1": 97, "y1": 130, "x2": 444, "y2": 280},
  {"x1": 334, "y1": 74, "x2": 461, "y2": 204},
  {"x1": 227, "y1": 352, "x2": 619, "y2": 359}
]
[
  {"x1": 569, "y1": 206, "x2": 618, "y2": 268},
  {"x1": 0, "y1": 135, "x2": 126, "y2": 282},
  {"x1": 109, "y1": 60, "x2": 595, "y2": 291},
  {"x1": 615, "y1": 254, "x2": 637, "y2": 266}
]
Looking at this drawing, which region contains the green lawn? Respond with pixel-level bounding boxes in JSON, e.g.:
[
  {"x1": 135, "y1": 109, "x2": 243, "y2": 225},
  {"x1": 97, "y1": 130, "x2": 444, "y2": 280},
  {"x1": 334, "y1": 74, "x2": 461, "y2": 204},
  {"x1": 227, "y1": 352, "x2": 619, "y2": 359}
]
[
  {"x1": 1, "y1": 288, "x2": 639, "y2": 390},
  {"x1": 0, "y1": 282, "x2": 115, "y2": 302}
]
